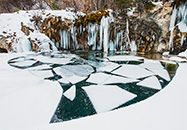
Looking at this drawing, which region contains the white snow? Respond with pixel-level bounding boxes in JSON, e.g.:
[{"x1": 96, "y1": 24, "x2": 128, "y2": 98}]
[
  {"x1": 112, "y1": 64, "x2": 154, "y2": 79},
  {"x1": 169, "y1": 56, "x2": 187, "y2": 62},
  {"x1": 0, "y1": 9, "x2": 83, "y2": 53},
  {"x1": 152, "y1": 1, "x2": 163, "y2": 6},
  {"x1": 64, "y1": 85, "x2": 76, "y2": 101},
  {"x1": 137, "y1": 76, "x2": 162, "y2": 90},
  {"x1": 87, "y1": 72, "x2": 139, "y2": 84},
  {"x1": 127, "y1": 7, "x2": 136, "y2": 16},
  {"x1": 160, "y1": 60, "x2": 177, "y2": 65},
  {"x1": 179, "y1": 49, "x2": 187, "y2": 58},
  {"x1": 108, "y1": 55, "x2": 143, "y2": 62},
  {"x1": 29, "y1": 69, "x2": 54, "y2": 79},
  {"x1": 82, "y1": 85, "x2": 137, "y2": 113},
  {"x1": 0, "y1": 53, "x2": 62, "y2": 130}
]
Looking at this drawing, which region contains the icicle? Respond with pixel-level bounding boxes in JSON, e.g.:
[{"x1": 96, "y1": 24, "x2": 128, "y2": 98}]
[
  {"x1": 71, "y1": 25, "x2": 78, "y2": 49},
  {"x1": 177, "y1": 3, "x2": 187, "y2": 33},
  {"x1": 181, "y1": 34, "x2": 184, "y2": 47},
  {"x1": 126, "y1": 19, "x2": 131, "y2": 45},
  {"x1": 120, "y1": 30, "x2": 124, "y2": 51},
  {"x1": 103, "y1": 17, "x2": 109, "y2": 53},
  {"x1": 130, "y1": 40, "x2": 137, "y2": 54},
  {"x1": 169, "y1": 5, "x2": 177, "y2": 49},
  {"x1": 16, "y1": 37, "x2": 31, "y2": 52},
  {"x1": 100, "y1": 18, "x2": 104, "y2": 50},
  {"x1": 88, "y1": 23, "x2": 98, "y2": 50},
  {"x1": 60, "y1": 30, "x2": 63, "y2": 48}
]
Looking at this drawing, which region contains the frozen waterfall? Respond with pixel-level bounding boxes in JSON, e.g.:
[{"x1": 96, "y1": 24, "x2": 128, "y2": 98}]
[{"x1": 56, "y1": 14, "x2": 135, "y2": 53}]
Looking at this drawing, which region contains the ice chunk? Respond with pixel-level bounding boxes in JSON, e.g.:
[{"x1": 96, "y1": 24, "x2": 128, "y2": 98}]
[
  {"x1": 141, "y1": 59, "x2": 164, "y2": 70},
  {"x1": 97, "y1": 62, "x2": 120, "y2": 72},
  {"x1": 137, "y1": 76, "x2": 162, "y2": 90},
  {"x1": 64, "y1": 85, "x2": 76, "y2": 101},
  {"x1": 87, "y1": 72, "x2": 139, "y2": 84},
  {"x1": 54, "y1": 65, "x2": 94, "y2": 77},
  {"x1": 141, "y1": 60, "x2": 170, "y2": 81},
  {"x1": 82, "y1": 85, "x2": 137, "y2": 113},
  {"x1": 104, "y1": 75, "x2": 139, "y2": 84},
  {"x1": 108, "y1": 55, "x2": 143, "y2": 62},
  {"x1": 65, "y1": 75, "x2": 87, "y2": 84},
  {"x1": 55, "y1": 66, "x2": 89, "y2": 84},
  {"x1": 86, "y1": 72, "x2": 111, "y2": 84},
  {"x1": 112, "y1": 65, "x2": 154, "y2": 79}
]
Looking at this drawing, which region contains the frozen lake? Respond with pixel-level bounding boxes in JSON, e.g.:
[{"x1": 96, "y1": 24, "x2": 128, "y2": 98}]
[{"x1": 4, "y1": 51, "x2": 178, "y2": 124}]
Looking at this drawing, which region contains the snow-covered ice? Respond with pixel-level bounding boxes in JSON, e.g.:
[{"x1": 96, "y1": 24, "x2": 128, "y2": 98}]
[
  {"x1": 140, "y1": 59, "x2": 171, "y2": 81},
  {"x1": 86, "y1": 72, "x2": 111, "y2": 84},
  {"x1": 87, "y1": 72, "x2": 139, "y2": 84},
  {"x1": 64, "y1": 85, "x2": 76, "y2": 101},
  {"x1": 137, "y1": 76, "x2": 162, "y2": 90},
  {"x1": 54, "y1": 65, "x2": 94, "y2": 77},
  {"x1": 82, "y1": 85, "x2": 137, "y2": 113},
  {"x1": 108, "y1": 55, "x2": 143, "y2": 62},
  {"x1": 97, "y1": 62, "x2": 120, "y2": 72},
  {"x1": 112, "y1": 64, "x2": 155, "y2": 79}
]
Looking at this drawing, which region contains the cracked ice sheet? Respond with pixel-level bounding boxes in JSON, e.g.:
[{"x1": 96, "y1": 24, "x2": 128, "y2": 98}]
[
  {"x1": 0, "y1": 61, "x2": 62, "y2": 130},
  {"x1": 140, "y1": 59, "x2": 170, "y2": 81},
  {"x1": 107, "y1": 55, "x2": 143, "y2": 62},
  {"x1": 33, "y1": 55, "x2": 73, "y2": 64},
  {"x1": 82, "y1": 85, "x2": 137, "y2": 113},
  {"x1": 87, "y1": 72, "x2": 139, "y2": 84},
  {"x1": 112, "y1": 64, "x2": 155, "y2": 79},
  {"x1": 97, "y1": 62, "x2": 120, "y2": 72},
  {"x1": 137, "y1": 76, "x2": 162, "y2": 90}
]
